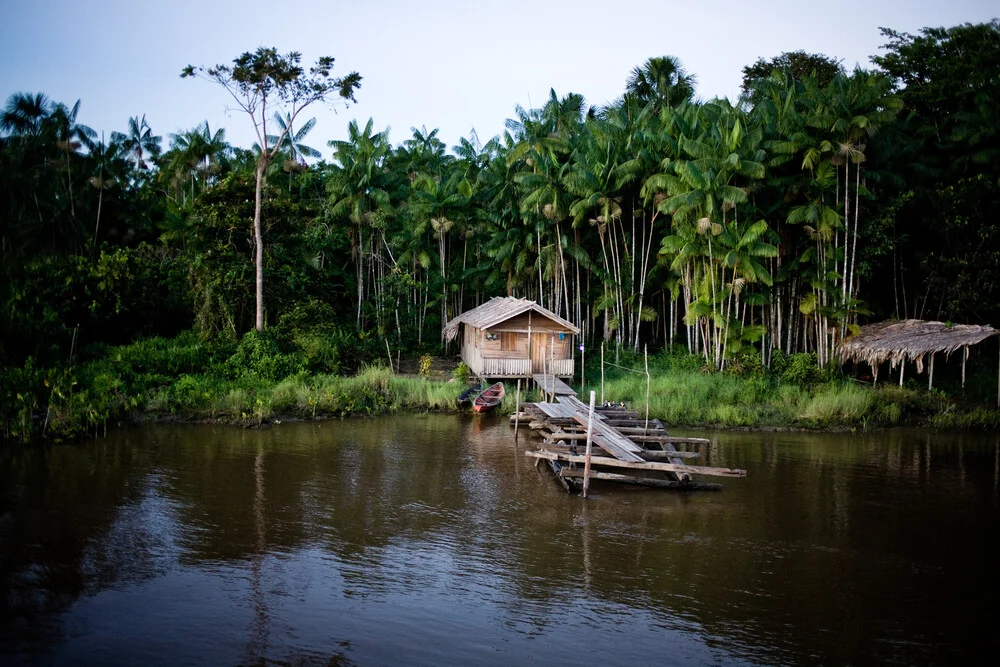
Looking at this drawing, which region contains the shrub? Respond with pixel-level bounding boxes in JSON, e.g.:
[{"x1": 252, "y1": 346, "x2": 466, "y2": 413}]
[
  {"x1": 418, "y1": 354, "x2": 433, "y2": 378},
  {"x1": 223, "y1": 329, "x2": 305, "y2": 382}
]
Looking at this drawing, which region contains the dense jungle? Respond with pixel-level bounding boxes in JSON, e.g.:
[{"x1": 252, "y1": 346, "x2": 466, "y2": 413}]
[{"x1": 2, "y1": 22, "x2": 999, "y2": 441}]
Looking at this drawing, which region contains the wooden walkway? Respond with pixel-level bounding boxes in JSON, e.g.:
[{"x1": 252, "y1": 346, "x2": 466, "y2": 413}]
[
  {"x1": 533, "y1": 374, "x2": 576, "y2": 396},
  {"x1": 514, "y1": 395, "x2": 745, "y2": 491}
]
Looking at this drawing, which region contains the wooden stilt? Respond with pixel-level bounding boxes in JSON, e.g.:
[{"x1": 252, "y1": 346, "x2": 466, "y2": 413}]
[
  {"x1": 928, "y1": 352, "x2": 935, "y2": 390},
  {"x1": 962, "y1": 346, "x2": 967, "y2": 390},
  {"x1": 514, "y1": 379, "x2": 521, "y2": 441},
  {"x1": 899, "y1": 361, "x2": 905, "y2": 387},
  {"x1": 583, "y1": 390, "x2": 596, "y2": 498},
  {"x1": 644, "y1": 344, "x2": 650, "y2": 435}
]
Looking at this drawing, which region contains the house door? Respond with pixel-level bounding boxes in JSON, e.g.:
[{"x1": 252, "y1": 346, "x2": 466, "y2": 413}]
[{"x1": 530, "y1": 333, "x2": 553, "y2": 374}]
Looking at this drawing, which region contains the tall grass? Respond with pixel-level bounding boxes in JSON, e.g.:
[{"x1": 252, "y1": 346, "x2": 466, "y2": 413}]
[
  {"x1": 594, "y1": 363, "x2": 961, "y2": 430},
  {"x1": 8, "y1": 329, "x2": 999, "y2": 443}
]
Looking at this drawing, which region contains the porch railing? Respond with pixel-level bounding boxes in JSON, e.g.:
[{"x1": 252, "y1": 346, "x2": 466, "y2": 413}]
[
  {"x1": 481, "y1": 357, "x2": 532, "y2": 376},
  {"x1": 547, "y1": 358, "x2": 574, "y2": 376}
]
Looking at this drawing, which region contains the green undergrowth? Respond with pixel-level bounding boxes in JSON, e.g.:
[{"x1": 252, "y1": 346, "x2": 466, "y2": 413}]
[
  {"x1": 588, "y1": 348, "x2": 988, "y2": 431},
  {"x1": 4, "y1": 333, "x2": 997, "y2": 443}
]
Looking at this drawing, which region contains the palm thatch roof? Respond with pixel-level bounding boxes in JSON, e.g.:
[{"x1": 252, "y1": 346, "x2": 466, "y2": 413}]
[
  {"x1": 838, "y1": 319, "x2": 999, "y2": 372},
  {"x1": 443, "y1": 297, "x2": 579, "y2": 342}
]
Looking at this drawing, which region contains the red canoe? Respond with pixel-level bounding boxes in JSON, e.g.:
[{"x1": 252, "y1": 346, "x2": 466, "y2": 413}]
[{"x1": 472, "y1": 382, "x2": 505, "y2": 413}]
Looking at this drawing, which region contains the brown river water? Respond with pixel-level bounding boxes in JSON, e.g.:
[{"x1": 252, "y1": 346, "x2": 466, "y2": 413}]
[{"x1": 1, "y1": 415, "x2": 998, "y2": 665}]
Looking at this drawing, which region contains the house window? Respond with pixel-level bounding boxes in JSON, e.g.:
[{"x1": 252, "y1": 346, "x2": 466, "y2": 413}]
[{"x1": 501, "y1": 332, "x2": 517, "y2": 351}]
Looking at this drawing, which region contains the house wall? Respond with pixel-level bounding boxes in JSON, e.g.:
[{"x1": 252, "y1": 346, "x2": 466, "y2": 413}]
[
  {"x1": 458, "y1": 310, "x2": 576, "y2": 378},
  {"x1": 491, "y1": 313, "x2": 569, "y2": 334}
]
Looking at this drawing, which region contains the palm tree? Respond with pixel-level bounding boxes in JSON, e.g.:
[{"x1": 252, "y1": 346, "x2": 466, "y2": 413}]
[
  {"x1": 113, "y1": 114, "x2": 161, "y2": 174},
  {"x1": 645, "y1": 100, "x2": 765, "y2": 366},
  {"x1": 326, "y1": 118, "x2": 394, "y2": 327},
  {"x1": 84, "y1": 132, "x2": 125, "y2": 244},
  {"x1": 0, "y1": 92, "x2": 50, "y2": 139},
  {"x1": 626, "y1": 56, "x2": 697, "y2": 113},
  {"x1": 267, "y1": 112, "x2": 320, "y2": 172},
  {"x1": 48, "y1": 100, "x2": 95, "y2": 221},
  {"x1": 410, "y1": 171, "x2": 470, "y2": 340}
]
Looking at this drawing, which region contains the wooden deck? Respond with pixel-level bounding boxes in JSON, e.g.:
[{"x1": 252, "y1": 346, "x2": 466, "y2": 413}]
[{"x1": 514, "y1": 395, "x2": 745, "y2": 492}]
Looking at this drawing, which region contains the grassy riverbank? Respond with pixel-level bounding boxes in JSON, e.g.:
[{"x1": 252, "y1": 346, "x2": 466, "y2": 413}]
[
  {"x1": 592, "y1": 348, "x2": 1000, "y2": 431},
  {"x1": 3, "y1": 331, "x2": 998, "y2": 443}
]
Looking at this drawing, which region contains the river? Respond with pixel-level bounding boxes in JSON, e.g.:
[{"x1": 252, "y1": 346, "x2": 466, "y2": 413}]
[{"x1": 1, "y1": 416, "x2": 998, "y2": 665}]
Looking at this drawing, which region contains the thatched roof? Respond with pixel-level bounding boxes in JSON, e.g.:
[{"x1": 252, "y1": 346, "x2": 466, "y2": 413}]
[
  {"x1": 443, "y1": 297, "x2": 579, "y2": 342},
  {"x1": 838, "y1": 319, "x2": 999, "y2": 372}
]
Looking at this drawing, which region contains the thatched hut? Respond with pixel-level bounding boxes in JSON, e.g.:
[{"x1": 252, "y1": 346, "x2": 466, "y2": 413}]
[
  {"x1": 837, "y1": 319, "x2": 999, "y2": 402},
  {"x1": 444, "y1": 297, "x2": 579, "y2": 380}
]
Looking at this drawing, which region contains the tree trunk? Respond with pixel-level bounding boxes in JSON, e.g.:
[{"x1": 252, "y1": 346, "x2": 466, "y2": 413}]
[{"x1": 254, "y1": 160, "x2": 266, "y2": 331}]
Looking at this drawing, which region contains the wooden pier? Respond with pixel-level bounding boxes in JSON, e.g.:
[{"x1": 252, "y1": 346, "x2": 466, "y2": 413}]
[{"x1": 512, "y1": 392, "x2": 745, "y2": 492}]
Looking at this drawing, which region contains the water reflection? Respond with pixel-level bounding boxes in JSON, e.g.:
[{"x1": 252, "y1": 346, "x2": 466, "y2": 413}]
[{"x1": 1, "y1": 418, "x2": 998, "y2": 664}]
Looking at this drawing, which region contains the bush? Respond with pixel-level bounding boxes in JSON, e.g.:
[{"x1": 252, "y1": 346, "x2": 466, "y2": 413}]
[
  {"x1": 223, "y1": 329, "x2": 305, "y2": 382},
  {"x1": 771, "y1": 350, "x2": 821, "y2": 385}
]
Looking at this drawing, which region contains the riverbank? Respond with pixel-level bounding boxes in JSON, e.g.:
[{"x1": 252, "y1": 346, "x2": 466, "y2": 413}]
[{"x1": 3, "y1": 332, "x2": 998, "y2": 444}]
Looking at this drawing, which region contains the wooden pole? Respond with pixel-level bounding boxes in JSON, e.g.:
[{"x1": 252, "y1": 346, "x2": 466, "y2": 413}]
[
  {"x1": 644, "y1": 344, "x2": 650, "y2": 435},
  {"x1": 542, "y1": 346, "x2": 547, "y2": 402},
  {"x1": 514, "y1": 379, "x2": 521, "y2": 441},
  {"x1": 961, "y1": 346, "x2": 967, "y2": 391},
  {"x1": 928, "y1": 352, "x2": 934, "y2": 390},
  {"x1": 583, "y1": 390, "x2": 596, "y2": 498},
  {"x1": 601, "y1": 342, "x2": 605, "y2": 404},
  {"x1": 899, "y1": 360, "x2": 905, "y2": 387},
  {"x1": 580, "y1": 343, "x2": 585, "y2": 399}
]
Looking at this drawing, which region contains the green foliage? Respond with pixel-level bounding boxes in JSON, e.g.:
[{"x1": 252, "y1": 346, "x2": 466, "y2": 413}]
[
  {"x1": 6, "y1": 23, "x2": 1000, "y2": 440},
  {"x1": 453, "y1": 361, "x2": 470, "y2": 384},
  {"x1": 771, "y1": 350, "x2": 821, "y2": 385},
  {"x1": 418, "y1": 354, "x2": 433, "y2": 378},
  {"x1": 223, "y1": 329, "x2": 305, "y2": 382}
]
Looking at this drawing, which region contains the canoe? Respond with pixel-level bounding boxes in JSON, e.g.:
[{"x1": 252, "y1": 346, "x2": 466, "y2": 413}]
[
  {"x1": 457, "y1": 383, "x2": 484, "y2": 406},
  {"x1": 472, "y1": 382, "x2": 505, "y2": 413}
]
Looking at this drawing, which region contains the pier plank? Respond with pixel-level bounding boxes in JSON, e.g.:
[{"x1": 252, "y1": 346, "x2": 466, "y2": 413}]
[{"x1": 525, "y1": 449, "x2": 747, "y2": 478}]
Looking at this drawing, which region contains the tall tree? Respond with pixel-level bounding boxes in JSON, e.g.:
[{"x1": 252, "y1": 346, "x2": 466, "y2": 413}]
[
  {"x1": 183, "y1": 47, "x2": 361, "y2": 331},
  {"x1": 626, "y1": 56, "x2": 697, "y2": 113},
  {"x1": 741, "y1": 51, "x2": 844, "y2": 103}
]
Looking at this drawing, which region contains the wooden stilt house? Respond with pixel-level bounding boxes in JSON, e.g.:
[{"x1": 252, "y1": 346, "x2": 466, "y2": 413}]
[{"x1": 444, "y1": 297, "x2": 580, "y2": 380}]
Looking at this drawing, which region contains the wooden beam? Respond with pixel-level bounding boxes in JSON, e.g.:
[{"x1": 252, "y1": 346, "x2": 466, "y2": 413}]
[
  {"x1": 525, "y1": 449, "x2": 747, "y2": 478},
  {"x1": 558, "y1": 469, "x2": 722, "y2": 491},
  {"x1": 543, "y1": 432, "x2": 709, "y2": 446},
  {"x1": 541, "y1": 444, "x2": 701, "y2": 459}
]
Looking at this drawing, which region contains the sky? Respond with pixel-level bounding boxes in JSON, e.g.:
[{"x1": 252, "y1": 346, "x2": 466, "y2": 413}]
[{"x1": 1, "y1": 0, "x2": 997, "y2": 157}]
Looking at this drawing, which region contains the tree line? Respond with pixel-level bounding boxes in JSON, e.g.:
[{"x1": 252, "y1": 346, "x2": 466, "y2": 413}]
[{"x1": 2, "y1": 22, "x2": 998, "y2": 379}]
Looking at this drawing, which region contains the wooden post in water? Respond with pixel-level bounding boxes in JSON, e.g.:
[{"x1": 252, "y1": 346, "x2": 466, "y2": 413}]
[
  {"x1": 583, "y1": 390, "x2": 596, "y2": 498},
  {"x1": 644, "y1": 344, "x2": 651, "y2": 435},
  {"x1": 514, "y1": 379, "x2": 521, "y2": 442}
]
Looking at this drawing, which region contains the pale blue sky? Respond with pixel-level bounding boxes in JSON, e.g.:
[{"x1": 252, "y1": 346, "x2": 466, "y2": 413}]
[{"x1": 1, "y1": 0, "x2": 996, "y2": 156}]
